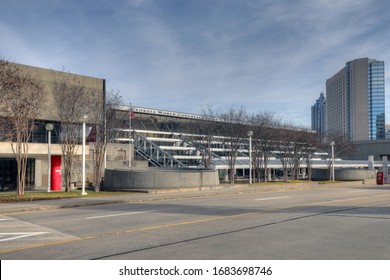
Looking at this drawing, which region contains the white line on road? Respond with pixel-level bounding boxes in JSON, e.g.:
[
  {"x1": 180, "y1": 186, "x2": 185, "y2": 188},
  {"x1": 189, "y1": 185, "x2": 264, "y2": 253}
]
[
  {"x1": 86, "y1": 210, "x2": 157, "y2": 220},
  {"x1": 348, "y1": 190, "x2": 369, "y2": 193},
  {"x1": 0, "y1": 219, "x2": 9, "y2": 221},
  {"x1": 0, "y1": 232, "x2": 48, "y2": 242},
  {"x1": 255, "y1": 196, "x2": 290, "y2": 201}
]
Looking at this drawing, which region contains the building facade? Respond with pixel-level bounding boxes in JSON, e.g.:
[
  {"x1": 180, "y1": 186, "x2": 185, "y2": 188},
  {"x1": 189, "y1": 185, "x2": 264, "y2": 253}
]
[
  {"x1": 311, "y1": 92, "x2": 326, "y2": 137},
  {"x1": 0, "y1": 62, "x2": 105, "y2": 191},
  {"x1": 326, "y1": 58, "x2": 385, "y2": 141}
]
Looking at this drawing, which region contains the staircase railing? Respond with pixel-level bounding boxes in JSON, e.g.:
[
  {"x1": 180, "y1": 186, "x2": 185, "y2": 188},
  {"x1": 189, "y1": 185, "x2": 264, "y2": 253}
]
[{"x1": 133, "y1": 132, "x2": 187, "y2": 168}]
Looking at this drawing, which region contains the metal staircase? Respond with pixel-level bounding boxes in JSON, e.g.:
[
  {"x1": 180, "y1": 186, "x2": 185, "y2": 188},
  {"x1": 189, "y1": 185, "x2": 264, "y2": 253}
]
[{"x1": 133, "y1": 132, "x2": 187, "y2": 168}]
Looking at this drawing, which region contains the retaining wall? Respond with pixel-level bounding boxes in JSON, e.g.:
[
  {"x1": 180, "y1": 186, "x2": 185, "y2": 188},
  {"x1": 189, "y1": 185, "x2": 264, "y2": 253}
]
[
  {"x1": 311, "y1": 168, "x2": 377, "y2": 181},
  {"x1": 104, "y1": 168, "x2": 219, "y2": 190}
]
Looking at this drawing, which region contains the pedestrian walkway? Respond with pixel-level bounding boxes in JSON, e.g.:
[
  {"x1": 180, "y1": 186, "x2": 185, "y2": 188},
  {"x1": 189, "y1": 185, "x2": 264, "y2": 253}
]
[{"x1": 0, "y1": 180, "x2": 383, "y2": 215}]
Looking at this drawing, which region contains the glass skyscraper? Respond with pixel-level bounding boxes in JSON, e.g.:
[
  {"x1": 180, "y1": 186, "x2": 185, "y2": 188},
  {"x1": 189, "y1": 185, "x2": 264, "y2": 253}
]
[
  {"x1": 326, "y1": 58, "x2": 385, "y2": 141},
  {"x1": 311, "y1": 92, "x2": 326, "y2": 137},
  {"x1": 368, "y1": 60, "x2": 385, "y2": 139}
]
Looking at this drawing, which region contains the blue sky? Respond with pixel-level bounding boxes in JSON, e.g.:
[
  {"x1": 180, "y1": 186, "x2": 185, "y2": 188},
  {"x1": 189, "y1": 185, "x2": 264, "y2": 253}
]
[{"x1": 1, "y1": 0, "x2": 390, "y2": 126}]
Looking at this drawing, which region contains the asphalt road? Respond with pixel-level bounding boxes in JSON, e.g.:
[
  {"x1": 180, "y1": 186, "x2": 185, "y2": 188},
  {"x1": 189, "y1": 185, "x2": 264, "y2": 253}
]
[{"x1": 1, "y1": 185, "x2": 390, "y2": 260}]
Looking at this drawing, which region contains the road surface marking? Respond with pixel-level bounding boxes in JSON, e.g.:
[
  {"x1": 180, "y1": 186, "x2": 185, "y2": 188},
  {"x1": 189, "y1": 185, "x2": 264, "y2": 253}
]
[
  {"x1": 303, "y1": 193, "x2": 390, "y2": 206},
  {"x1": 348, "y1": 190, "x2": 368, "y2": 193},
  {"x1": 3, "y1": 193, "x2": 390, "y2": 254},
  {"x1": 0, "y1": 232, "x2": 48, "y2": 242},
  {"x1": 255, "y1": 196, "x2": 290, "y2": 201},
  {"x1": 126, "y1": 212, "x2": 257, "y2": 233},
  {"x1": 86, "y1": 210, "x2": 157, "y2": 220}
]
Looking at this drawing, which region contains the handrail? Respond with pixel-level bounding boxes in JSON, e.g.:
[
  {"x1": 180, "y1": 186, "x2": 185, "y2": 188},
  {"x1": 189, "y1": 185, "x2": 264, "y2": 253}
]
[{"x1": 133, "y1": 132, "x2": 187, "y2": 168}]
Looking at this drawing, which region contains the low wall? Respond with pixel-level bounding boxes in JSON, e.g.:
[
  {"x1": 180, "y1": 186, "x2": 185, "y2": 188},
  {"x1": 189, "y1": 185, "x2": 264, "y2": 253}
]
[
  {"x1": 311, "y1": 168, "x2": 377, "y2": 181},
  {"x1": 104, "y1": 167, "x2": 219, "y2": 190}
]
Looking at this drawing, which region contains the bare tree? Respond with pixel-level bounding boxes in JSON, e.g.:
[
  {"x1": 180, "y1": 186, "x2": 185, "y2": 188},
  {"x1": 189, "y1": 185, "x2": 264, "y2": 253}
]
[
  {"x1": 0, "y1": 58, "x2": 45, "y2": 195},
  {"x1": 0, "y1": 56, "x2": 18, "y2": 103},
  {"x1": 218, "y1": 106, "x2": 248, "y2": 184},
  {"x1": 288, "y1": 126, "x2": 317, "y2": 180},
  {"x1": 249, "y1": 112, "x2": 281, "y2": 182},
  {"x1": 90, "y1": 90, "x2": 123, "y2": 192},
  {"x1": 301, "y1": 130, "x2": 320, "y2": 181},
  {"x1": 273, "y1": 123, "x2": 317, "y2": 181},
  {"x1": 274, "y1": 124, "x2": 293, "y2": 182},
  {"x1": 52, "y1": 72, "x2": 97, "y2": 192},
  {"x1": 181, "y1": 106, "x2": 221, "y2": 168},
  {"x1": 320, "y1": 131, "x2": 356, "y2": 180}
]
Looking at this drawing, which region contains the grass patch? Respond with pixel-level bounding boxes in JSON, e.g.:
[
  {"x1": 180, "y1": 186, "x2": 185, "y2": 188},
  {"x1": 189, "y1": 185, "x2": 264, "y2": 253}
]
[{"x1": 0, "y1": 190, "x2": 134, "y2": 203}]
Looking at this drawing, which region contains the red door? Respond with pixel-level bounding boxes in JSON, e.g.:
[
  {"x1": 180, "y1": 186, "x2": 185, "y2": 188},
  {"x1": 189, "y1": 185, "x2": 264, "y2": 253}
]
[
  {"x1": 51, "y1": 155, "x2": 62, "y2": 191},
  {"x1": 377, "y1": 172, "x2": 384, "y2": 185}
]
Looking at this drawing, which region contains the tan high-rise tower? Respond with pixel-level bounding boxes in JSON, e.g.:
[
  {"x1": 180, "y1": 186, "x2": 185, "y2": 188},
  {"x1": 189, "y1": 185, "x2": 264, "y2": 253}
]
[{"x1": 326, "y1": 58, "x2": 385, "y2": 141}]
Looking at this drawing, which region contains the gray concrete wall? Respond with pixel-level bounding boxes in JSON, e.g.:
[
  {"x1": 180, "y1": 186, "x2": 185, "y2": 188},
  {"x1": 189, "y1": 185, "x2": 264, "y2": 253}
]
[
  {"x1": 345, "y1": 140, "x2": 390, "y2": 160},
  {"x1": 3, "y1": 62, "x2": 105, "y2": 122},
  {"x1": 311, "y1": 168, "x2": 377, "y2": 181},
  {"x1": 104, "y1": 168, "x2": 219, "y2": 190}
]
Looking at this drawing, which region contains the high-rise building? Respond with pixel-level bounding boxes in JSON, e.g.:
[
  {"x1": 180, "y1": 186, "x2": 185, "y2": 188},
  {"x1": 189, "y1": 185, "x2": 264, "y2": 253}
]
[
  {"x1": 311, "y1": 92, "x2": 326, "y2": 136},
  {"x1": 386, "y1": 124, "x2": 390, "y2": 139},
  {"x1": 326, "y1": 58, "x2": 385, "y2": 141}
]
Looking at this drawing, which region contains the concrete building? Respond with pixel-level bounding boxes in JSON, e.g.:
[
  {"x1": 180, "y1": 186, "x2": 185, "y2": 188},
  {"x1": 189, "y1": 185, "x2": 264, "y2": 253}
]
[
  {"x1": 311, "y1": 92, "x2": 326, "y2": 137},
  {"x1": 0, "y1": 62, "x2": 105, "y2": 191},
  {"x1": 326, "y1": 58, "x2": 385, "y2": 141},
  {"x1": 344, "y1": 139, "x2": 390, "y2": 161}
]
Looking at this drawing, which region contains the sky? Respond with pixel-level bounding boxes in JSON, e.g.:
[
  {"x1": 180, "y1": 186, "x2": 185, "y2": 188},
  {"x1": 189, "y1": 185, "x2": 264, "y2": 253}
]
[{"x1": 1, "y1": 0, "x2": 390, "y2": 127}]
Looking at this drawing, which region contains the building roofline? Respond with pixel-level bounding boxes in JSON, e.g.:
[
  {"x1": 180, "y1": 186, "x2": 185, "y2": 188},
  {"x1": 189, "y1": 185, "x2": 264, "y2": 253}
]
[{"x1": 6, "y1": 61, "x2": 105, "y2": 81}]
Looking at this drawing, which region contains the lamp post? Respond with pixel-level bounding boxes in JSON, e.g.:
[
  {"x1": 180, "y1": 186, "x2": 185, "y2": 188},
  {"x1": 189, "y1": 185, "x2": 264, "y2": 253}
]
[
  {"x1": 248, "y1": 130, "x2": 253, "y2": 184},
  {"x1": 45, "y1": 123, "x2": 54, "y2": 192},
  {"x1": 81, "y1": 115, "x2": 87, "y2": 195},
  {"x1": 330, "y1": 141, "x2": 335, "y2": 181},
  {"x1": 129, "y1": 105, "x2": 133, "y2": 168}
]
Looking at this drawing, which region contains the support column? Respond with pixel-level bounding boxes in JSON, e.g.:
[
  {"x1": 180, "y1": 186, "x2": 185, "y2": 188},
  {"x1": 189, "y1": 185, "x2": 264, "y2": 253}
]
[
  {"x1": 34, "y1": 159, "x2": 43, "y2": 189},
  {"x1": 268, "y1": 168, "x2": 271, "y2": 181},
  {"x1": 368, "y1": 155, "x2": 374, "y2": 170},
  {"x1": 383, "y1": 156, "x2": 388, "y2": 183}
]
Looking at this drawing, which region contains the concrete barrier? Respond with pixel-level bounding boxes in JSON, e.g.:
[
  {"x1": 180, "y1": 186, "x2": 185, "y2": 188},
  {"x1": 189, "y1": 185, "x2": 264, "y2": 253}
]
[
  {"x1": 104, "y1": 167, "x2": 219, "y2": 191},
  {"x1": 311, "y1": 168, "x2": 377, "y2": 181}
]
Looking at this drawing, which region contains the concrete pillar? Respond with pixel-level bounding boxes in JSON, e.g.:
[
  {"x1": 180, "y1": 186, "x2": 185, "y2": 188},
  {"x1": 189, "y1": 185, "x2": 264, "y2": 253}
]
[
  {"x1": 35, "y1": 159, "x2": 43, "y2": 189},
  {"x1": 368, "y1": 155, "x2": 374, "y2": 170},
  {"x1": 383, "y1": 156, "x2": 388, "y2": 183},
  {"x1": 301, "y1": 168, "x2": 306, "y2": 179}
]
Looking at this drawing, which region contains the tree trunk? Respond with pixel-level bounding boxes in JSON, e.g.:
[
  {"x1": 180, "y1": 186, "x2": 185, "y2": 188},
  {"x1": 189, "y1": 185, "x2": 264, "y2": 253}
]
[{"x1": 94, "y1": 146, "x2": 106, "y2": 192}]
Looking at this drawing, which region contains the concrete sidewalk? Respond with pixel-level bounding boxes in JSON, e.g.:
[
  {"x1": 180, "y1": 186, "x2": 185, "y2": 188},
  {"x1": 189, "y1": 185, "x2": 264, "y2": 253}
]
[{"x1": 0, "y1": 181, "x2": 383, "y2": 215}]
